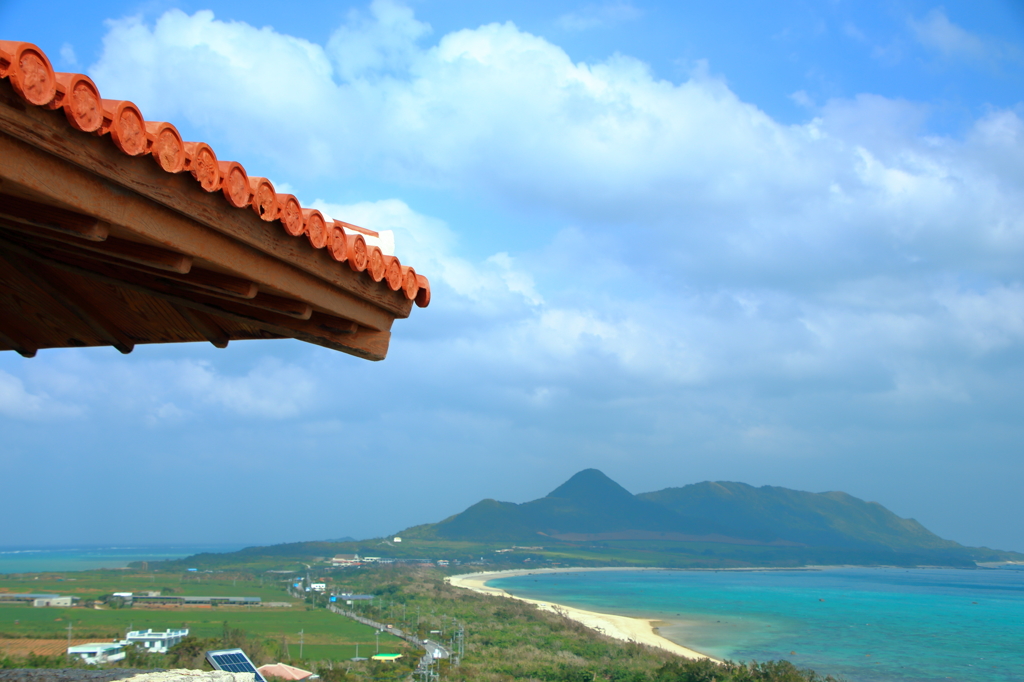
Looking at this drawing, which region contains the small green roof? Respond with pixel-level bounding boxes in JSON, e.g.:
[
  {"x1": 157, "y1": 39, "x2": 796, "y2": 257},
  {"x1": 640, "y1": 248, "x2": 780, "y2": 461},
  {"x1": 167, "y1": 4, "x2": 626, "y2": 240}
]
[{"x1": 371, "y1": 653, "x2": 403, "y2": 661}]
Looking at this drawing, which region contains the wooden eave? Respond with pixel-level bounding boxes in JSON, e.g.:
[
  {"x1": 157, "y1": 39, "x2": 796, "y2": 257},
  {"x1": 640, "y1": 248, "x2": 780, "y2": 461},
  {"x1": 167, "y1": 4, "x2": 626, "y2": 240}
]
[{"x1": 0, "y1": 43, "x2": 431, "y2": 361}]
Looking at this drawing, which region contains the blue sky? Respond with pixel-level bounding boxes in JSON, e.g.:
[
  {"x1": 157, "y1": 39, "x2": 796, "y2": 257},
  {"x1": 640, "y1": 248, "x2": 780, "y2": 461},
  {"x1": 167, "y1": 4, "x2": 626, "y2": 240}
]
[{"x1": 2, "y1": 0, "x2": 1024, "y2": 552}]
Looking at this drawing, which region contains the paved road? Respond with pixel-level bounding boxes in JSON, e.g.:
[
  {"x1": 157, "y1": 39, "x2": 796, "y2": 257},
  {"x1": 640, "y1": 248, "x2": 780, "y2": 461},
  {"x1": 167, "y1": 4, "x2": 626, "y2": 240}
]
[{"x1": 326, "y1": 604, "x2": 451, "y2": 672}]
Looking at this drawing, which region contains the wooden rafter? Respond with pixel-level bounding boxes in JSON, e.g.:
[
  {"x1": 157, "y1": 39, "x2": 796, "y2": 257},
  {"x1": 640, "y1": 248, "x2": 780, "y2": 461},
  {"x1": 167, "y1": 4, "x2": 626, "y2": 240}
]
[
  {"x1": 0, "y1": 311, "x2": 37, "y2": 357},
  {"x1": 0, "y1": 227, "x2": 258, "y2": 299},
  {"x1": 0, "y1": 240, "x2": 134, "y2": 353},
  {"x1": 4, "y1": 237, "x2": 388, "y2": 359},
  {"x1": 171, "y1": 303, "x2": 230, "y2": 349},
  {"x1": 0, "y1": 192, "x2": 109, "y2": 241}
]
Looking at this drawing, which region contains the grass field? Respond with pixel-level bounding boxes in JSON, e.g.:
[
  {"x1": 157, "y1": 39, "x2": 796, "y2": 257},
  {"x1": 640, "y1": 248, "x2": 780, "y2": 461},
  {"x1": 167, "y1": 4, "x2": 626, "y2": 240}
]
[
  {"x1": 0, "y1": 566, "x2": 415, "y2": 666},
  {"x1": 0, "y1": 603, "x2": 403, "y2": 646},
  {"x1": 0, "y1": 639, "x2": 110, "y2": 657},
  {"x1": 0, "y1": 570, "x2": 298, "y2": 601}
]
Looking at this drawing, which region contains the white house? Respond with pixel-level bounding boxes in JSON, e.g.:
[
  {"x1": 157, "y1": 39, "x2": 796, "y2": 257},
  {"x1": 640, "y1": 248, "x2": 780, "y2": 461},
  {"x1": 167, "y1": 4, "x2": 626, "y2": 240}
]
[
  {"x1": 67, "y1": 643, "x2": 125, "y2": 665},
  {"x1": 33, "y1": 596, "x2": 73, "y2": 607},
  {"x1": 122, "y1": 628, "x2": 189, "y2": 653}
]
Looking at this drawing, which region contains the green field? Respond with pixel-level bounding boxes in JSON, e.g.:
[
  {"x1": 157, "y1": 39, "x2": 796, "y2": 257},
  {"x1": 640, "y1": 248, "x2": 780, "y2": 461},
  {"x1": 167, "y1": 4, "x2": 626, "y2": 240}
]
[
  {"x1": 0, "y1": 570, "x2": 298, "y2": 601},
  {"x1": 0, "y1": 567, "x2": 406, "y2": 665},
  {"x1": 0, "y1": 603, "x2": 403, "y2": 646}
]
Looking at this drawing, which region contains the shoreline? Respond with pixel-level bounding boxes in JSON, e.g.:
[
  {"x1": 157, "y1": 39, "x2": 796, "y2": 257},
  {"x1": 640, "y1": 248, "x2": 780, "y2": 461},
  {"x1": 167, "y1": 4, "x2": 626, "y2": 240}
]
[{"x1": 446, "y1": 567, "x2": 719, "y2": 662}]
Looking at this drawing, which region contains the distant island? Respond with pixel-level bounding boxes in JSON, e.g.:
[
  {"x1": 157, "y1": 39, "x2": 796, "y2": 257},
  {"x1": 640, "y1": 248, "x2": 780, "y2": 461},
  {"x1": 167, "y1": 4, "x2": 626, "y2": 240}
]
[{"x1": 149, "y1": 469, "x2": 1024, "y2": 571}]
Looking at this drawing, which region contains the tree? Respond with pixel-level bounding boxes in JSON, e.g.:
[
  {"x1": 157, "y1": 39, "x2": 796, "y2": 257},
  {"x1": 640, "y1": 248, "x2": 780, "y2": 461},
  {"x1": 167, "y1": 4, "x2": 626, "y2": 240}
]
[
  {"x1": 168, "y1": 636, "x2": 211, "y2": 670},
  {"x1": 123, "y1": 643, "x2": 161, "y2": 669}
]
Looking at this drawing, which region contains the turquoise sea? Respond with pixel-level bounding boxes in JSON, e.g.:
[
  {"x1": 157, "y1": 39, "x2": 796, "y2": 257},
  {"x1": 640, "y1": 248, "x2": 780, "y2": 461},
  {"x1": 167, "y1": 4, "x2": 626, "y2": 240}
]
[
  {"x1": 0, "y1": 544, "x2": 246, "y2": 574},
  {"x1": 491, "y1": 567, "x2": 1024, "y2": 682}
]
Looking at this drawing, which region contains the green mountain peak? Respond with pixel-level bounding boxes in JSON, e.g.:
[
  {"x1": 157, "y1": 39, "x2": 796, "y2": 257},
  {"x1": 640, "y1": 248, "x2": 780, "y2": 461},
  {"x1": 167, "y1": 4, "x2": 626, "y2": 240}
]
[
  {"x1": 396, "y1": 469, "x2": 1021, "y2": 567},
  {"x1": 546, "y1": 469, "x2": 635, "y2": 502}
]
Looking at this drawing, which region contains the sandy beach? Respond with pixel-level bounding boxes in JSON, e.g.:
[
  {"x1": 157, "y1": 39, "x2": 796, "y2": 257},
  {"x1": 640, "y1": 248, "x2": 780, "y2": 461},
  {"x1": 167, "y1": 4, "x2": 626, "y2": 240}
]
[{"x1": 447, "y1": 568, "x2": 717, "y2": 661}]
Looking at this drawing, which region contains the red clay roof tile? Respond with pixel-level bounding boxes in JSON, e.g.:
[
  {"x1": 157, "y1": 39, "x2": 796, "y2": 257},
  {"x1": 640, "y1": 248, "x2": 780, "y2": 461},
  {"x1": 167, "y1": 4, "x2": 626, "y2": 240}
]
[
  {"x1": 146, "y1": 121, "x2": 187, "y2": 172},
  {"x1": 55, "y1": 73, "x2": 104, "y2": 132},
  {"x1": 0, "y1": 41, "x2": 56, "y2": 106},
  {"x1": 219, "y1": 161, "x2": 251, "y2": 209},
  {"x1": 344, "y1": 232, "x2": 369, "y2": 272},
  {"x1": 302, "y1": 208, "x2": 328, "y2": 250}
]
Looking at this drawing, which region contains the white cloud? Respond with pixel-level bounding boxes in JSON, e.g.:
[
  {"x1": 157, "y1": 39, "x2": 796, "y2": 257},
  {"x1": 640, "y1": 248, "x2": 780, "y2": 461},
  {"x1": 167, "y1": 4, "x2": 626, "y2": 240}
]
[
  {"x1": 789, "y1": 89, "x2": 814, "y2": 108},
  {"x1": 75, "y1": 3, "x2": 1024, "y2": 443},
  {"x1": 909, "y1": 8, "x2": 989, "y2": 61},
  {"x1": 313, "y1": 198, "x2": 542, "y2": 310},
  {"x1": 85, "y1": 4, "x2": 1024, "y2": 401},
  {"x1": 146, "y1": 402, "x2": 189, "y2": 426},
  {"x1": 59, "y1": 43, "x2": 77, "y2": 68},
  {"x1": 0, "y1": 368, "x2": 85, "y2": 420},
  {"x1": 327, "y1": 0, "x2": 431, "y2": 79},
  {"x1": 91, "y1": 9, "x2": 339, "y2": 165},
  {"x1": 0, "y1": 370, "x2": 48, "y2": 419},
  {"x1": 171, "y1": 358, "x2": 317, "y2": 418},
  {"x1": 556, "y1": 2, "x2": 643, "y2": 32},
  {"x1": 938, "y1": 285, "x2": 1024, "y2": 354},
  {"x1": 486, "y1": 253, "x2": 543, "y2": 306},
  {"x1": 85, "y1": 6, "x2": 1024, "y2": 293},
  {"x1": 842, "y1": 22, "x2": 866, "y2": 42},
  {"x1": 0, "y1": 355, "x2": 317, "y2": 423}
]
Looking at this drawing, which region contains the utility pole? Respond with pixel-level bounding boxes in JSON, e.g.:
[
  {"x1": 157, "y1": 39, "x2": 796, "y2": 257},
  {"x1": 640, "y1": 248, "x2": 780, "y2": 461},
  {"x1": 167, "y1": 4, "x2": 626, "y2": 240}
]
[
  {"x1": 452, "y1": 621, "x2": 464, "y2": 666},
  {"x1": 375, "y1": 629, "x2": 380, "y2": 653},
  {"x1": 298, "y1": 630, "x2": 304, "y2": 659},
  {"x1": 66, "y1": 621, "x2": 72, "y2": 660}
]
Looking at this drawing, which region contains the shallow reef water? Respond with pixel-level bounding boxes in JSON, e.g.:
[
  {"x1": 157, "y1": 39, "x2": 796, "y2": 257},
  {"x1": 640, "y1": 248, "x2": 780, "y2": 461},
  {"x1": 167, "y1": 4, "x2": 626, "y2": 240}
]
[{"x1": 492, "y1": 566, "x2": 1024, "y2": 682}]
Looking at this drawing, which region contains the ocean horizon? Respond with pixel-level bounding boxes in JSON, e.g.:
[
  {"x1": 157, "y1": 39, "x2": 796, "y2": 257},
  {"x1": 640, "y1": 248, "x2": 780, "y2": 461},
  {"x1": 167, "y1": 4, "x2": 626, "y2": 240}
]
[
  {"x1": 491, "y1": 566, "x2": 1024, "y2": 682},
  {"x1": 0, "y1": 544, "x2": 248, "y2": 574}
]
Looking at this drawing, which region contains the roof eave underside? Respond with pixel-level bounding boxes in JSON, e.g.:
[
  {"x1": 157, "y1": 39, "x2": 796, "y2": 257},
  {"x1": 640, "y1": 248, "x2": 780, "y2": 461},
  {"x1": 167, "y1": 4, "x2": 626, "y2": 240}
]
[{"x1": 0, "y1": 78, "x2": 415, "y2": 361}]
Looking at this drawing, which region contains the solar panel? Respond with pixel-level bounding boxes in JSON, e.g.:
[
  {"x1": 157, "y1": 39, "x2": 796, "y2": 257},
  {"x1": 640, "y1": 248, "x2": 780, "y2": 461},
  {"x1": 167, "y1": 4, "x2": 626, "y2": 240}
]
[{"x1": 205, "y1": 648, "x2": 267, "y2": 682}]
